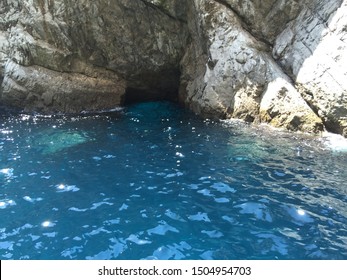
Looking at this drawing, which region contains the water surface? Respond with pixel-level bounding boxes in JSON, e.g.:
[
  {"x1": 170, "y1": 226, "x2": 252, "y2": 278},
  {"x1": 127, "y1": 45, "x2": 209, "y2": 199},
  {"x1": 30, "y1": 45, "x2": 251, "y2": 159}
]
[{"x1": 0, "y1": 101, "x2": 346, "y2": 259}]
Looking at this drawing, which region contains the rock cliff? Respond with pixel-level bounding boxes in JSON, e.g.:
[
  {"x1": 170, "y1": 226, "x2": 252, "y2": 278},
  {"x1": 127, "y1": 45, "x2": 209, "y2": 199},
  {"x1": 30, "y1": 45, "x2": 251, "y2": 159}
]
[
  {"x1": 0, "y1": 0, "x2": 346, "y2": 136},
  {"x1": 0, "y1": 0, "x2": 188, "y2": 112}
]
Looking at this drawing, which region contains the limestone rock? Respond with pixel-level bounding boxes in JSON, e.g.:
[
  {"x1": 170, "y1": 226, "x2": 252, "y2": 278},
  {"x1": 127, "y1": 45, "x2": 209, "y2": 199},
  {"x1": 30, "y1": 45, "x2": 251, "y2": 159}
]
[
  {"x1": 259, "y1": 78, "x2": 323, "y2": 133},
  {"x1": 142, "y1": 0, "x2": 187, "y2": 21},
  {"x1": 1, "y1": 60, "x2": 125, "y2": 113},
  {"x1": 0, "y1": 31, "x2": 9, "y2": 80},
  {"x1": 0, "y1": 0, "x2": 188, "y2": 112},
  {"x1": 273, "y1": 0, "x2": 347, "y2": 136},
  {"x1": 219, "y1": 0, "x2": 301, "y2": 43},
  {"x1": 179, "y1": 0, "x2": 323, "y2": 133}
]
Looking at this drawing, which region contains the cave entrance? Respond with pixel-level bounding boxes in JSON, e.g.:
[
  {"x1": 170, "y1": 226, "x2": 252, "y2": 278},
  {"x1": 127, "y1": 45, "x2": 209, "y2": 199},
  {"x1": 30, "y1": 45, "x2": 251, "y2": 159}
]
[
  {"x1": 122, "y1": 68, "x2": 181, "y2": 106},
  {"x1": 123, "y1": 87, "x2": 179, "y2": 105}
]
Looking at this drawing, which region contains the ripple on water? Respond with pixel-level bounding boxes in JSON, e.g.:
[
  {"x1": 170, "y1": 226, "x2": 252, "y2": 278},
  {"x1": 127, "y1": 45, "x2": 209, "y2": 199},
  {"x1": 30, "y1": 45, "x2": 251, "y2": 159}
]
[
  {"x1": 0, "y1": 168, "x2": 14, "y2": 178},
  {"x1": 146, "y1": 241, "x2": 192, "y2": 260},
  {"x1": 211, "y1": 182, "x2": 236, "y2": 193},
  {"x1": 188, "y1": 212, "x2": 211, "y2": 222},
  {"x1": 236, "y1": 202, "x2": 273, "y2": 222},
  {"x1": 201, "y1": 230, "x2": 224, "y2": 238},
  {"x1": 0, "y1": 199, "x2": 16, "y2": 209},
  {"x1": 0, "y1": 102, "x2": 346, "y2": 260},
  {"x1": 214, "y1": 197, "x2": 230, "y2": 203},
  {"x1": 147, "y1": 221, "x2": 179, "y2": 236},
  {"x1": 126, "y1": 234, "x2": 152, "y2": 245},
  {"x1": 23, "y1": 196, "x2": 43, "y2": 203},
  {"x1": 282, "y1": 205, "x2": 314, "y2": 225},
  {"x1": 252, "y1": 232, "x2": 289, "y2": 256},
  {"x1": 55, "y1": 184, "x2": 80, "y2": 193},
  {"x1": 41, "y1": 221, "x2": 56, "y2": 228},
  {"x1": 165, "y1": 209, "x2": 186, "y2": 222}
]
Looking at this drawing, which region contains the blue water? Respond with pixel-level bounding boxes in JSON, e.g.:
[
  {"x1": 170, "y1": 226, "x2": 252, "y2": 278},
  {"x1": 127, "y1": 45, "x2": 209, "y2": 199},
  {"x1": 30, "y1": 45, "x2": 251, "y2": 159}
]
[{"x1": 0, "y1": 101, "x2": 346, "y2": 260}]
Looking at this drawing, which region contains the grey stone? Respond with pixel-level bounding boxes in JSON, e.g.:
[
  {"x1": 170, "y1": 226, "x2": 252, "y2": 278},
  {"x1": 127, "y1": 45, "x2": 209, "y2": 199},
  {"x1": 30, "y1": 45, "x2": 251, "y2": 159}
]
[
  {"x1": 273, "y1": 0, "x2": 347, "y2": 136},
  {"x1": 0, "y1": 0, "x2": 188, "y2": 112},
  {"x1": 179, "y1": 0, "x2": 323, "y2": 133}
]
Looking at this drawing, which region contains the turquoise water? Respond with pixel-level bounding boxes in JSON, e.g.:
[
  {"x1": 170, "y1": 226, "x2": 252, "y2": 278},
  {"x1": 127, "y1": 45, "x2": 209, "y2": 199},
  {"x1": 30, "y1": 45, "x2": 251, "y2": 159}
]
[{"x1": 0, "y1": 101, "x2": 346, "y2": 260}]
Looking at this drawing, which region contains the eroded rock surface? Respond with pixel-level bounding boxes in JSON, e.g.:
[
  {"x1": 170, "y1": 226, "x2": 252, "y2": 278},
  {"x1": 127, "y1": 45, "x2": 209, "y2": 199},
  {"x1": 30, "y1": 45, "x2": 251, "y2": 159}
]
[
  {"x1": 273, "y1": 0, "x2": 347, "y2": 136},
  {"x1": 0, "y1": 0, "x2": 346, "y2": 136},
  {"x1": 0, "y1": 0, "x2": 188, "y2": 112},
  {"x1": 180, "y1": 0, "x2": 323, "y2": 133}
]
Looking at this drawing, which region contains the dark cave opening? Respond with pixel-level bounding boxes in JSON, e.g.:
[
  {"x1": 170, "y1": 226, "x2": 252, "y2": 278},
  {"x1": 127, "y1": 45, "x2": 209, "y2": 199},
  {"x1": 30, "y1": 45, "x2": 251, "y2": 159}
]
[
  {"x1": 123, "y1": 87, "x2": 179, "y2": 106},
  {"x1": 122, "y1": 67, "x2": 182, "y2": 106}
]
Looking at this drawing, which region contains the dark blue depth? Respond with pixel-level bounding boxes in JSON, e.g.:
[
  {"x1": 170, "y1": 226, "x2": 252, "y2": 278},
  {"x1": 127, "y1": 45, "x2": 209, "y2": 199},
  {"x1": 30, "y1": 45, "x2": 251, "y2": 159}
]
[{"x1": 0, "y1": 101, "x2": 346, "y2": 260}]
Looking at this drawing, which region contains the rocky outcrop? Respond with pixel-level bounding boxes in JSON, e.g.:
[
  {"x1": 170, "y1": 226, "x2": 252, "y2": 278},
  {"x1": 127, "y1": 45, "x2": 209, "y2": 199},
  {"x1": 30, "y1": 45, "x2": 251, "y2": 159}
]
[
  {"x1": 180, "y1": 0, "x2": 323, "y2": 133},
  {"x1": 273, "y1": 0, "x2": 347, "y2": 137},
  {"x1": 179, "y1": 0, "x2": 346, "y2": 135},
  {"x1": 0, "y1": 0, "x2": 346, "y2": 136},
  {"x1": 0, "y1": 0, "x2": 188, "y2": 112},
  {"x1": 217, "y1": 0, "x2": 301, "y2": 44},
  {"x1": 227, "y1": 0, "x2": 347, "y2": 136}
]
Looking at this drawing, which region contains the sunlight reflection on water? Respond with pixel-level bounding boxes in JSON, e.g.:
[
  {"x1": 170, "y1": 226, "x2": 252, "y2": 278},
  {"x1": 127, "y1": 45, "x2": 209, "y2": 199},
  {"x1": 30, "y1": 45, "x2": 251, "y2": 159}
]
[{"x1": 0, "y1": 102, "x2": 346, "y2": 260}]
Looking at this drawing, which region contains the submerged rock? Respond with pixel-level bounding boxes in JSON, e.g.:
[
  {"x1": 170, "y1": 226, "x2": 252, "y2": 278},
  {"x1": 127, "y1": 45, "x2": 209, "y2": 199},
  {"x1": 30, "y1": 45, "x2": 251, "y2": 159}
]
[
  {"x1": 0, "y1": 0, "x2": 346, "y2": 136},
  {"x1": 30, "y1": 128, "x2": 91, "y2": 155}
]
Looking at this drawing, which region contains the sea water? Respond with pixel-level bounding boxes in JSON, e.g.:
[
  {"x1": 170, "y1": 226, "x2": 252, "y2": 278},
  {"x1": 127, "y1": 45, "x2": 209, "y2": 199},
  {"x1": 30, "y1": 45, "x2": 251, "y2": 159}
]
[{"x1": 0, "y1": 101, "x2": 346, "y2": 260}]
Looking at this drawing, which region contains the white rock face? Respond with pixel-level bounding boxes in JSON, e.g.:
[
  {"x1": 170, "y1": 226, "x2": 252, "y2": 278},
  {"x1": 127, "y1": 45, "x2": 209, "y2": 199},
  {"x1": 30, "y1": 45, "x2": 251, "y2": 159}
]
[
  {"x1": 180, "y1": 0, "x2": 323, "y2": 133},
  {"x1": 220, "y1": 0, "x2": 301, "y2": 43},
  {"x1": 273, "y1": 0, "x2": 347, "y2": 136}
]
